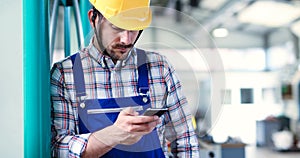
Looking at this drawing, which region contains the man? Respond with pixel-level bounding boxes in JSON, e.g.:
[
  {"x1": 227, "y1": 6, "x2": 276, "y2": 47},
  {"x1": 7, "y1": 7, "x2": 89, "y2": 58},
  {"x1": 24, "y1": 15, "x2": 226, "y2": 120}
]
[{"x1": 51, "y1": 0, "x2": 200, "y2": 157}]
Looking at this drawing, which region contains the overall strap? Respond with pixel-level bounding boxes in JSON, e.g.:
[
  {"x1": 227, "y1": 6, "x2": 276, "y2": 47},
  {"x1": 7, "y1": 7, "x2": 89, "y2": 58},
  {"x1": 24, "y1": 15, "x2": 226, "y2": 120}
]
[
  {"x1": 71, "y1": 49, "x2": 149, "y2": 97},
  {"x1": 136, "y1": 48, "x2": 149, "y2": 95},
  {"x1": 71, "y1": 53, "x2": 86, "y2": 98}
]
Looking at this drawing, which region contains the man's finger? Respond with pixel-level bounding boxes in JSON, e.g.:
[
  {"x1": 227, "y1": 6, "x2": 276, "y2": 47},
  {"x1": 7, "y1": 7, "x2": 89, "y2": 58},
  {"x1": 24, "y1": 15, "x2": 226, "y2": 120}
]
[{"x1": 121, "y1": 107, "x2": 139, "y2": 116}]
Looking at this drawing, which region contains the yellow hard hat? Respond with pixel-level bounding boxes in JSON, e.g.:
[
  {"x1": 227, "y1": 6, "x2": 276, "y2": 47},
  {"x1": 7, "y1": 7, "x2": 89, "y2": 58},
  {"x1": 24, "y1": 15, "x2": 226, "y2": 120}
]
[{"x1": 89, "y1": 0, "x2": 152, "y2": 30}]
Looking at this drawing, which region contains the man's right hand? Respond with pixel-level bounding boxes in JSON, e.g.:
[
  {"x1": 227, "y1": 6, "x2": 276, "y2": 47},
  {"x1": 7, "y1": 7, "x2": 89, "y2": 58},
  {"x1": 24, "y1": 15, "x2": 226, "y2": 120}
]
[
  {"x1": 82, "y1": 107, "x2": 161, "y2": 158},
  {"x1": 93, "y1": 107, "x2": 161, "y2": 146}
]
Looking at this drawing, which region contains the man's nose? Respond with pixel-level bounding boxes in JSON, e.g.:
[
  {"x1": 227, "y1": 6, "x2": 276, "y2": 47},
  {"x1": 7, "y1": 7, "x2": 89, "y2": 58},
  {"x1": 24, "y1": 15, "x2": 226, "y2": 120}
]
[{"x1": 120, "y1": 31, "x2": 132, "y2": 45}]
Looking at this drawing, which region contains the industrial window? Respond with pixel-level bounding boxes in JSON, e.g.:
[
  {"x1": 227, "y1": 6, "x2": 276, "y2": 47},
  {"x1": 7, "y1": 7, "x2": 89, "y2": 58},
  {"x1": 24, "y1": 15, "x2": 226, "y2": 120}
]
[{"x1": 240, "y1": 88, "x2": 254, "y2": 104}]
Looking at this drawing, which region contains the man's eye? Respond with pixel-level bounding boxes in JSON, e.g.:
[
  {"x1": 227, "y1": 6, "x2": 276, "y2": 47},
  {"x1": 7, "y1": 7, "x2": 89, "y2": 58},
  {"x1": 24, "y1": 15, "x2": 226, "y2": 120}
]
[{"x1": 111, "y1": 25, "x2": 124, "y2": 32}]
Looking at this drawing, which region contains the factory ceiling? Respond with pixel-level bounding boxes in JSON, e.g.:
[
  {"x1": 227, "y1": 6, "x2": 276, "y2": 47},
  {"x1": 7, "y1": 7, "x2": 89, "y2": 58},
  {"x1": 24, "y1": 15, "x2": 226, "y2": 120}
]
[{"x1": 146, "y1": 0, "x2": 300, "y2": 48}]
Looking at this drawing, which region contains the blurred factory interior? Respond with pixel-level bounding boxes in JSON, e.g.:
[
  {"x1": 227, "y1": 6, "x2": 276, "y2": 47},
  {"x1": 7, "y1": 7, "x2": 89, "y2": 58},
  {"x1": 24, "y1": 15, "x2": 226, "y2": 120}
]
[
  {"x1": 142, "y1": 0, "x2": 300, "y2": 158},
  {"x1": 2, "y1": 0, "x2": 300, "y2": 157}
]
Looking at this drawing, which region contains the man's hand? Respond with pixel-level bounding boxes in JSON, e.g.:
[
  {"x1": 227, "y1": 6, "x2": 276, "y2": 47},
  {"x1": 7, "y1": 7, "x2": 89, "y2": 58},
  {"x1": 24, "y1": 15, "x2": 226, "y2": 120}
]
[
  {"x1": 82, "y1": 107, "x2": 161, "y2": 158},
  {"x1": 93, "y1": 107, "x2": 161, "y2": 146}
]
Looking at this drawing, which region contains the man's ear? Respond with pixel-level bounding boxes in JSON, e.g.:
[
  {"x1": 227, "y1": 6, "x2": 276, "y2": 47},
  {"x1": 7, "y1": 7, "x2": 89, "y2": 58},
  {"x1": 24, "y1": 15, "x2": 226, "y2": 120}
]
[{"x1": 88, "y1": 9, "x2": 95, "y2": 28}]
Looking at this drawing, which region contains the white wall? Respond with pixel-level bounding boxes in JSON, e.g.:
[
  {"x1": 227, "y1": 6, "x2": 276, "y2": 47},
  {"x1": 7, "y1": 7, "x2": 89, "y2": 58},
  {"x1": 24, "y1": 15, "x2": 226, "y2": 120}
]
[{"x1": 0, "y1": 0, "x2": 23, "y2": 157}]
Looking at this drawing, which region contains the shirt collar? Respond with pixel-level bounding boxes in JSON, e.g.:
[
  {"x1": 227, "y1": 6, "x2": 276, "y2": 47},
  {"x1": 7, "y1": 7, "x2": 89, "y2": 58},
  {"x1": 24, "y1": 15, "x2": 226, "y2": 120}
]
[{"x1": 87, "y1": 41, "x2": 137, "y2": 69}]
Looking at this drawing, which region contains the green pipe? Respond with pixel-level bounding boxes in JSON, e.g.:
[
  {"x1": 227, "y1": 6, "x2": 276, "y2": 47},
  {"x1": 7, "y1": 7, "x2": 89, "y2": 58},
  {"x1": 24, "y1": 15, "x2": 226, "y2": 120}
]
[
  {"x1": 23, "y1": 0, "x2": 50, "y2": 157},
  {"x1": 64, "y1": 6, "x2": 71, "y2": 57},
  {"x1": 80, "y1": 0, "x2": 92, "y2": 46}
]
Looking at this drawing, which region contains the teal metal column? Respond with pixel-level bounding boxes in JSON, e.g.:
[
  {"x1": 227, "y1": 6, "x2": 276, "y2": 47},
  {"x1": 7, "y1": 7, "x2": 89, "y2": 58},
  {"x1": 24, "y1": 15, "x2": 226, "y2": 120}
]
[
  {"x1": 23, "y1": 0, "x2": 51, "y2": 157},
  {"x1": 64, "y1": 6, "x2": 71, "y2": 57},
  {"x1": 80, "y1": 0, "x2": 92, "y2": 46}
]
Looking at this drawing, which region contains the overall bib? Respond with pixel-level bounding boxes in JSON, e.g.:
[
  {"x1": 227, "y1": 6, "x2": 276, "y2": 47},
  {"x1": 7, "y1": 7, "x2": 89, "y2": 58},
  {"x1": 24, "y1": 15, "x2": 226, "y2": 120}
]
[{"x1": 71, "y1": 49, "x2": 165, "y2": 158}]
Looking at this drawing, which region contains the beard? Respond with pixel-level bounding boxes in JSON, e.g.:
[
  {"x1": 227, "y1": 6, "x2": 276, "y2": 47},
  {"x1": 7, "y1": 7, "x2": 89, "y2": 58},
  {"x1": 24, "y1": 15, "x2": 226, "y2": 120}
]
[
  {"x1": 107, "y1": 43, "x2": 134, "y2": 62},
  {"x1": 111, "y1": 43, "x2": 133, "y2": 49}
]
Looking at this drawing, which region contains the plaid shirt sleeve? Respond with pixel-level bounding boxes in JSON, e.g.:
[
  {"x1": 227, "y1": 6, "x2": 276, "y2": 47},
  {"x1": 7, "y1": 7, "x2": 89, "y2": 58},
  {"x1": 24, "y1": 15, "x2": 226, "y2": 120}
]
[
  {"x1": 50, "y1": 61, "x2": 90, "y2": 158},
  {"x1": 155, "y1": 54, "x2": 200, "y2": 157}
]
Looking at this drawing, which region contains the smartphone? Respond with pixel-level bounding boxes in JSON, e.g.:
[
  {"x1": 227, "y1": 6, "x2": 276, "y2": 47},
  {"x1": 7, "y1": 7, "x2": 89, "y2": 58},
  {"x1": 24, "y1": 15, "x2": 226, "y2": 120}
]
[{"x1": 142, "y1": 108, "x2": 168, "y2": 117}]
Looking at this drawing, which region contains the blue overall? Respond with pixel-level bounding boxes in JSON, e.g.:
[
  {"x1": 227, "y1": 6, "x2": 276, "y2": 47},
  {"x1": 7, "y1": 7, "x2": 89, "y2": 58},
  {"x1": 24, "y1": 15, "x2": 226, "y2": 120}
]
[{"x1": 71, "y1": 49, "x2": 165, "y2": 158}]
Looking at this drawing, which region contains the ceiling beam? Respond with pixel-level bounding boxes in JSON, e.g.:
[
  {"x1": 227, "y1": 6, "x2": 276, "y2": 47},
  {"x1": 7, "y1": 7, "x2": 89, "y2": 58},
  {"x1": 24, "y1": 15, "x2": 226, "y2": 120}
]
[{"x1": 201, "y1": 0, "x2": 252, "y2": 31}]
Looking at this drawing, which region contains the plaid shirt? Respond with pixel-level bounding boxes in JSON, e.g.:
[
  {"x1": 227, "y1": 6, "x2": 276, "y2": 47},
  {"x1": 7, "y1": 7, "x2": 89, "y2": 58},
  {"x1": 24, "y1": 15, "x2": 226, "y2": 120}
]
[{"x1": 50, "y1": 43, "x2": 200, "y2": 157}]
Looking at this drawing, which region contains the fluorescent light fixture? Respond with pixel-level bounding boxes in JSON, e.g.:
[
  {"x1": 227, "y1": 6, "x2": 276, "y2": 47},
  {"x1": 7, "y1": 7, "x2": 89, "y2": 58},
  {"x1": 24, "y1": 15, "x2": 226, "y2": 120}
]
[
  {"x1": 238, "y1": 1, "x2": 300, "y2": 27},
  {"x1": 291, "y1": 20, "x2": 300, "y2": 37},
  {"x1": 201, "y1": 0, "x2": 228, "y2": 10},
  {"x1": 213, "y1": 28, "x2": 229, "y2": 37}
]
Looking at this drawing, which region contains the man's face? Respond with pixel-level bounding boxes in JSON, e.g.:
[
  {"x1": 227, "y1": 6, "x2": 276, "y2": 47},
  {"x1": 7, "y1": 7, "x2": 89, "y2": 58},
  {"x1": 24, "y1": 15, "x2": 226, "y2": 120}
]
[{"x1": 98, "y1": 18, "x2": 140, "y2": 62}]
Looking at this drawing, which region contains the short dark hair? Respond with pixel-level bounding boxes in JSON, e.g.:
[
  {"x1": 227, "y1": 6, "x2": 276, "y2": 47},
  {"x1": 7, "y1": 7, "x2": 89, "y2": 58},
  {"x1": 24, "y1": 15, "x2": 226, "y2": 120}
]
[
  {"x1": 92, "y1": 7, "x2": 101, "y2": 16},
  {"x1": 92, "y1": 7, "x2": 103, "y2": 27}
]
